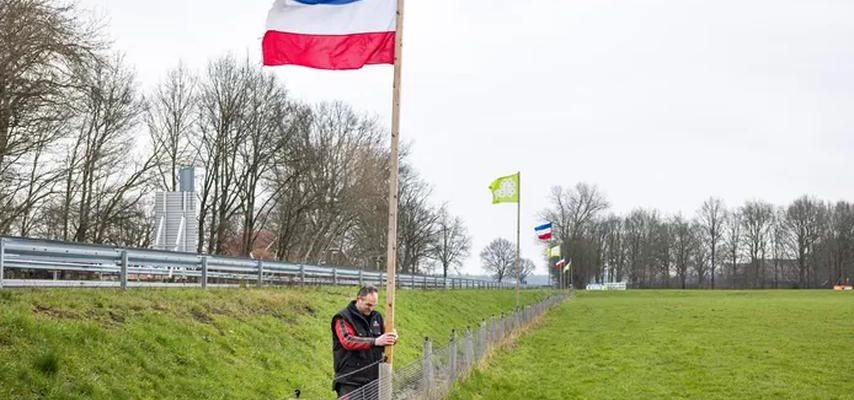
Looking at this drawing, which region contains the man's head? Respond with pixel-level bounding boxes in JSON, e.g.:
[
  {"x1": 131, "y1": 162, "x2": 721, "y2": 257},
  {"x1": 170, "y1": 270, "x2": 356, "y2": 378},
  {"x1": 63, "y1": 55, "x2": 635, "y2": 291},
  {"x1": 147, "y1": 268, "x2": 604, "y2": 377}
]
[{"x1": 354, "y1": 285, "x2": 379, "y2": 316}]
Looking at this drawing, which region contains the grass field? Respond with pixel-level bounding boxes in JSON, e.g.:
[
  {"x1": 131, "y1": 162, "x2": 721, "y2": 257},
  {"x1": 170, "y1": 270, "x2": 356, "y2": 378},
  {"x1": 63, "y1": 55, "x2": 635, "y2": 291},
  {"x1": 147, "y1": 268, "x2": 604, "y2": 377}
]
[
  {"x1": 451, "y1": 290, "x2": 854, "y2": 400},
  {"x1": 0, "y1": 287, "x2": 552, "y2": 399}
]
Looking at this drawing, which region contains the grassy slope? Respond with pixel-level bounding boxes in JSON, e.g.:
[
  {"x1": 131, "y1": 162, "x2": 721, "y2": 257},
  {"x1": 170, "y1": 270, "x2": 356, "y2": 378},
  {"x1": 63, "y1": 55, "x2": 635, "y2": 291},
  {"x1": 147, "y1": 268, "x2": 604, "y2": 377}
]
[
  {"x1": 451, "y1": 290, "x2": 854, "y2": 400},
  {"x1": 0, "y1": 287, "x2": 552, "y2": 400}
]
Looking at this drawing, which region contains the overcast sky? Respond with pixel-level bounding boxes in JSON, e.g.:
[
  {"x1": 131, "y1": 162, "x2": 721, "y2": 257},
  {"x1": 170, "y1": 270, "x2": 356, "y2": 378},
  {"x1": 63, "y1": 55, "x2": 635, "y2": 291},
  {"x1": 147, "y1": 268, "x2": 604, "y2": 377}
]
[{"x1": 79, "y1": 0, "x2": 854, "y2": 276}]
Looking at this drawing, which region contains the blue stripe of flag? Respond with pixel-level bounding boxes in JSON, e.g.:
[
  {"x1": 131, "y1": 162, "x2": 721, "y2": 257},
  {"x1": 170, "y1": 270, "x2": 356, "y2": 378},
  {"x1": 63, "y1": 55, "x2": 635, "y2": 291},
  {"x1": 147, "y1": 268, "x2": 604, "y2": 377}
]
[{"x1": 535, "y1": 222, "x2": 552, "y2": 231}]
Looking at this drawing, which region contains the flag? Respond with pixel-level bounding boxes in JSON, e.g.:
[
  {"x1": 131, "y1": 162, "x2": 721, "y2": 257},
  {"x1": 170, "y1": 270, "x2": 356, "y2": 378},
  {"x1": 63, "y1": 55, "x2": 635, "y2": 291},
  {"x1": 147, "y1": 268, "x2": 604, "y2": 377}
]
[
  {"x1": 488, "y1": 173, "x2": 519, "y2": 204},
  {"x1": 534, "y1": 222, "x2": 552, "y2": 240},
  {"x1": 262, "y1": 0, "x2": 396, "y2": 70},
  {"x1": 547, "y1": 245, "x2": 561, "y2": 258},
  {"x1": 565, "y1": 259, "x2": 572, "y2": 272}
]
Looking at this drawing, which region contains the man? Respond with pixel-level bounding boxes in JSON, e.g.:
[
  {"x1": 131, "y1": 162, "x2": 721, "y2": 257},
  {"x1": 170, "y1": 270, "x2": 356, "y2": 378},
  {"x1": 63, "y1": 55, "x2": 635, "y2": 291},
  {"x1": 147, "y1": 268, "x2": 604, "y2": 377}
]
[{"x1": 331, "y1": 286, "x2": 398, "y2": 398}]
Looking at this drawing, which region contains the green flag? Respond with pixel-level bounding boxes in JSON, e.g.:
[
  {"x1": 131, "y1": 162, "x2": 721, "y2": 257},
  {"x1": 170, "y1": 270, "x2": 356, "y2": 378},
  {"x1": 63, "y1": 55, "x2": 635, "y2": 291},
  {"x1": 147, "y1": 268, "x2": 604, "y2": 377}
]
[
  {"x1": 488, "y1": 173, "x2": 519, "y2": 204},
  {"x1": 547, "y1": 245, "x2": 561, "y2": 258}
]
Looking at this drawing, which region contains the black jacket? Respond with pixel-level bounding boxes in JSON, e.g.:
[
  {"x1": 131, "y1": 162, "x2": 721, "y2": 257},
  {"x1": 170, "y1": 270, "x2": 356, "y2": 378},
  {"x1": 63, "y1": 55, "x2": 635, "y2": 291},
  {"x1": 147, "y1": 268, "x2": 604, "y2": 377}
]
[{"x1": 331, "y1": 301, "x2": 385, "y2": 390}]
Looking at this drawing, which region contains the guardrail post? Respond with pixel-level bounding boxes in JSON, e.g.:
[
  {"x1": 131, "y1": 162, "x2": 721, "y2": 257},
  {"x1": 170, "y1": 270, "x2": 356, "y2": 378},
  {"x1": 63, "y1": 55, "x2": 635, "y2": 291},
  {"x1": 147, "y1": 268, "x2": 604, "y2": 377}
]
[
  {"x1": 201, "y1": 256, "x2": 208, "y2": 289},
  {"x1": 358, "y1": 269, "x2": 364, "y2": 287},
  {"x1": 332, "y1": 268, "x2": 338, "y2": 286},
  {"x1": 120, "y1": 250, "x2": 128, "y2": 291},
  {"x1": 411, "y1": 273, "x2": 415, "y2": 289},
  {"x1": 0, "y1": 238, "x2": 5, "y2": 289},
  {"x1": 299, "y1": 264, "x2": 305, "y2": 287},
  {"x1": 422, "y1": 337, "x2": 433, "y2": 397},
  {"x1": 423, "y1": 274, "x2": 428, "y2": 289},
  {"x1": 257, "y1": 260, "x2": 264, "y2": 288}
]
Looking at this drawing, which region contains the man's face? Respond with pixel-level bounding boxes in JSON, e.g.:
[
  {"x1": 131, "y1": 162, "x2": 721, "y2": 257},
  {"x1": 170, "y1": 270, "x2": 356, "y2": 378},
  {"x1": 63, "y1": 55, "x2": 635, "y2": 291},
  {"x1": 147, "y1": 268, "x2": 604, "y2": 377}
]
[{"x1": 355, "y1": 292, "x2": 378, "y2": 316}]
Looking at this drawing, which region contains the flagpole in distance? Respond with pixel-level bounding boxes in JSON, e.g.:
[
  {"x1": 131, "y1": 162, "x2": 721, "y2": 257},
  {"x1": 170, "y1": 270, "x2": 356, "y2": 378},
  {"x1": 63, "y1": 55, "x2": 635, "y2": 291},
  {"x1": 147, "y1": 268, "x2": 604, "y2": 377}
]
[
  {"x1": 384, "y1": 0, "x2": 406, "y2": 367},
  {"x1": 515, "y1": 171, "x2": 521, "y2": 307}
]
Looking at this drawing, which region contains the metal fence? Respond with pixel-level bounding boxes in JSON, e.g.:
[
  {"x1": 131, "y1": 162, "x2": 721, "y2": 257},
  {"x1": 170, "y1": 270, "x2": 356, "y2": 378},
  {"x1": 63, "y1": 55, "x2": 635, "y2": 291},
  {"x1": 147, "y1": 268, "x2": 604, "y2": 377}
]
[
  {"x1": 339, "y1": 293, "x2": 569, "y2": 400},
  {"x1": 0, "y1": 236, "x2": 515, "y2": 290}
]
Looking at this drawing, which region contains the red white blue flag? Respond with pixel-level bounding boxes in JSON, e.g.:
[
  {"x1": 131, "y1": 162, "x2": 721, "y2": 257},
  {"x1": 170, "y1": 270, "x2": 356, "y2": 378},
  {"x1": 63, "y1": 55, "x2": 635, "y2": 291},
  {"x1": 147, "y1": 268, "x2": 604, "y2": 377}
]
[
  {"x1": 535, "y1": 222, "x2": 553, "y2": 240},
  {"x1": 262, "y1": 0, "x2": 396, "y2": 70}
]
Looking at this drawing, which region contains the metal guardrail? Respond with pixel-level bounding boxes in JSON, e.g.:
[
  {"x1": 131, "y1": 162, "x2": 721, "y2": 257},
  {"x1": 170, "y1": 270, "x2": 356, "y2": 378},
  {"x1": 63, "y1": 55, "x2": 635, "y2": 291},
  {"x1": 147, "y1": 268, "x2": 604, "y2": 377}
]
[{"x1": 0, "y1": 236, "x2": 514, "y2": 290}]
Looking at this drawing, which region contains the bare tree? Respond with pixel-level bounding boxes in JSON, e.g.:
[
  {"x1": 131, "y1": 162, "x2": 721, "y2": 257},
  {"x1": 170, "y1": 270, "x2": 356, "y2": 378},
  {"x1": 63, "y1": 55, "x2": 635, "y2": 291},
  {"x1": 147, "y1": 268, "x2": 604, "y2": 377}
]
[
  {"x1": 396, "y1": 166, "x2": 440, "y2": 274},
  {"x1": 691, "y1": 222, "x2": 710, "y2": 287},
  {"x1": 266, "y1": 102, "x2": 386, "y2": 266},
  {"x1": 651, "y1": 218, "x2": 672, "y2": 287},
  {"x1": 235, "y1": 65, "x2": 295, "y2": 257},
  {"x1": 195, "y1": 55, "x2": 250, "y2": 254},
  {"x1": 519, "y1": 258, "x2": 536, "y2": 283},
  {"x1": 430, "y1": 207, "x2": 471, "y2": 279},
  {"x1": 672, "y1": 215, "x2": 692, "y2": 289},
  {"x1": 741, "y1": 200, "x2": 775, "y2": 288},
  {"x1": 541, "y1": 183, "x2": 609, "y2": 241},
  {"x1": 828, "y1": 202, "x2": 854, "y2": 285},
  {"x1": 782, "y1": 196, "x2": 826, "y2": 288},
  {"x1": 0, "y1": 0, "x2": 103, "y2": 233},
  {"x1": 480, "y1": 238, "x2": 515, "y2": 283},
  {"x1": 146, "y1": 63, "x2": 197, "y2": 191},
  {"x1": 541, "y1": 183, "x2": 609, "y2": 287},
  {"x1": 770, "y1": 207, "x2": 789, "y2": 288},
  {"x1": 602, "y1": 215, "x2": 625, "y2": 282},
  {"x1": 56, "y1": 54, "x2": 155, "y2": 244},
  {"x1": 722, "y1": 210, "x2": 743, "y2": 288},
  {"x1": 698, "y1": 197, "x2": 725, "y2": 289}
]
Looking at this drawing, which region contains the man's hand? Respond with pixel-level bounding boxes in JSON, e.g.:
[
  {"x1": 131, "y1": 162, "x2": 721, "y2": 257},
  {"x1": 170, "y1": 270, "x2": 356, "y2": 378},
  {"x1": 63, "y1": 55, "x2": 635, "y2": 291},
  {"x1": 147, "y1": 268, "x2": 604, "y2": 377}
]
[{"x1": 375, "y1": 331, "x2": 398, "y2": 346}]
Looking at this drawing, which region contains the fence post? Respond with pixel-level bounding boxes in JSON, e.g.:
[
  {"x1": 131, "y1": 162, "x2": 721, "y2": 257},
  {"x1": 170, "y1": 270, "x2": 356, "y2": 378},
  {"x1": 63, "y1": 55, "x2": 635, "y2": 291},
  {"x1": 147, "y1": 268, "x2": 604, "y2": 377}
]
[
  {"x1": 358, "y1": 269, "x2": 364, "y2": 287},
  {"x1": 201, "y1": 256, "x2": 208, "y2": 289},
  {"x1": 379, "y1": 362, "x2": 393, "y2": 400},
  {"x1": 257, "y1": 260, "x2": 264, "y2": 288},
  {"x1": 423, "y1": 274, "x2": 428, "y2": 289},
  {"x1": 463, "y1": 328, "x2": 474, "y2": 370},
  {"x1": 1, "y1": 238, "x2": 6, "y2": 289},
  {"x1": 422, "y1": 337, "x2": 433, "y2": 398},
  {"x1": 120, "y1": 250, "x2": 128, "y2": 291},
  {"x1": 449, "y1": 329, "x2": 457, "y2": 385},
  {"x1": 332, "y1": 268, "x2": 338, "y2": 286},
  {"x1": 299, "y1": 264, "x2": 305, "y2": 287},
  {"x1": 479, "y1": 319, "x2": 487, "y2": 360},
  {"x1": 411, "y1": 273, "x2": 415, "y2": 289}
]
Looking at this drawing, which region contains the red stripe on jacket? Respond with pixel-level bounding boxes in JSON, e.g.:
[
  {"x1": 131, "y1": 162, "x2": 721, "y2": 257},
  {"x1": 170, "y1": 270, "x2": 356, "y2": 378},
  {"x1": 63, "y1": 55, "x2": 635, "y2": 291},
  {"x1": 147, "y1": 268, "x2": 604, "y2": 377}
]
[{"x1": 334, "y1": 318, "x2": 375, "y2": 351}]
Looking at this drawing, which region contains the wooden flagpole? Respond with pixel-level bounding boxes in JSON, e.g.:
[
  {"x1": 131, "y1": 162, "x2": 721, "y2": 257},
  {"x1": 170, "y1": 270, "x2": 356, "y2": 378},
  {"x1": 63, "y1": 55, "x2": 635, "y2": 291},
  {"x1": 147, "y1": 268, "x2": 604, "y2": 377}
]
[
  {"x1": 384, "y1": 0, "x2": 406, "y2": 366},
  {"x1": 515, "y1": 171, "x2": 521, "y2": 307}
]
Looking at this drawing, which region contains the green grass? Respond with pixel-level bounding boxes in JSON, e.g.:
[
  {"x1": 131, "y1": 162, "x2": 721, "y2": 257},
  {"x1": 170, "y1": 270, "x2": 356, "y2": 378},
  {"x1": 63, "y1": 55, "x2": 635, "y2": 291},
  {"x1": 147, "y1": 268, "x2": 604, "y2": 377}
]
[
  {"x1": 451, "y1": 290, "x2": 854, "y2": 400},
  {"x1": 0, "y1": 286, "x2": 552, "y2": 399}
]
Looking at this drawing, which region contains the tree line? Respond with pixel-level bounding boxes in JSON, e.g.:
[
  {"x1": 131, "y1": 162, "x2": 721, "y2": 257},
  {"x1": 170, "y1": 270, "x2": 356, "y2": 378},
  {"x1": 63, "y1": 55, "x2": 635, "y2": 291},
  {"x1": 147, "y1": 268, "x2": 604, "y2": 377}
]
[
  {"x1": 0, "y1": 0, "x2": 472, "y2": 277},
  {"x1": 541, "y1": 183, "x2": 854, "y2": 289}
]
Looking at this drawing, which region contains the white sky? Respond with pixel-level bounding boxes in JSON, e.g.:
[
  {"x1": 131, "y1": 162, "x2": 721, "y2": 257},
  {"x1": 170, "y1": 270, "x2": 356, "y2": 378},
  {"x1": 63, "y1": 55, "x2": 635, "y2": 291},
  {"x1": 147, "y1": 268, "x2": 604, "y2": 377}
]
[{"x1": 79, "y1": 0, "x2": 854, "y2": 276}]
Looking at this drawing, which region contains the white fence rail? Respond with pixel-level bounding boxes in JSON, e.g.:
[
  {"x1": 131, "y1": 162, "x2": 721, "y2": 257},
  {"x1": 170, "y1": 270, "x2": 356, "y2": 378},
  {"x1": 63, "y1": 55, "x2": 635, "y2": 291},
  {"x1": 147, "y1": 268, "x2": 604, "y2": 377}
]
[{"x1": 0, "y1": 236, "x2": 514, "y2": 290}]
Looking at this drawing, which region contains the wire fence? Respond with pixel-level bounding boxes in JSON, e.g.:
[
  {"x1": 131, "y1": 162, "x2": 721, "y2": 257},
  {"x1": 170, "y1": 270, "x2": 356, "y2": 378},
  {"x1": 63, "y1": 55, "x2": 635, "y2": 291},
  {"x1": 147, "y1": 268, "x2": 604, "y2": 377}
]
[
  {"x1": 0, "y1": 236, "x2": 518, "y2": 290},
  {"x1": 337, "y1": 293, "x2": 569, "y2": 400}
]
